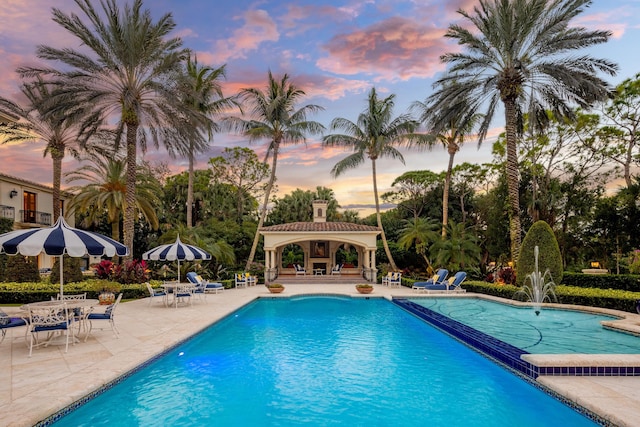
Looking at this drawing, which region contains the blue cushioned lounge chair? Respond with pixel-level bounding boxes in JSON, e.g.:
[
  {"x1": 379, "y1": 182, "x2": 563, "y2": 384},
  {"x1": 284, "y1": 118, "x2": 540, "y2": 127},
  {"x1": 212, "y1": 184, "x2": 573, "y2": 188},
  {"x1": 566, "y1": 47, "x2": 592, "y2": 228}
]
[
  {"x1": 187, "y1": 272, "x2": 224, "y2": 295},
  {"x1": 421, "y1": 271, "x2": 467, "y2": 292},
  {"x1": 412, "y1": 269, "x2": 449, "y2": 292}
]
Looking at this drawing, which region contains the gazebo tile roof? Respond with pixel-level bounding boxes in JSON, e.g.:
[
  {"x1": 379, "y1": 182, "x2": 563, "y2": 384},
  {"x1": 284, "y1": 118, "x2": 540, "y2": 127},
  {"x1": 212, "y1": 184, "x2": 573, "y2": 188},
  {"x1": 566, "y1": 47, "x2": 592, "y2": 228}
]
[{"x1": 260, "y1": 222, "x2": 379, "y2": 232}]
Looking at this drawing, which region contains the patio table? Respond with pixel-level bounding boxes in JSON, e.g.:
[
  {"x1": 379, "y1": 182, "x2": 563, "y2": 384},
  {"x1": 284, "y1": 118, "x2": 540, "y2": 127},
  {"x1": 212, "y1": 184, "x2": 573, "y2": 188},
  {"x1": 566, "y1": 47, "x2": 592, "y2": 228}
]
[
  {"x1": 20, "y1": 299, "x2": 99, "y2": 344},
  {"x1": 161, "y1": 283, "x2": 197, "y2": 307}
]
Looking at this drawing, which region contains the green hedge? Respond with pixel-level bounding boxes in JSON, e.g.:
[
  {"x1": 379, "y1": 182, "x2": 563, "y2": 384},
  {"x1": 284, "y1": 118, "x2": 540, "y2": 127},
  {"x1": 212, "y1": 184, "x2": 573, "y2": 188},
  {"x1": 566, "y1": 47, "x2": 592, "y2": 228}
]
[
  {"x1": 561, "y1": 272, "x2": 640, "y2": 292},
  {"x1": 0, "y1": 280, "x2": 160, "y2": 304},
  {"x1": 461, "y1": 281, "x2": 640, "y2": 313},
  {"x1": 0, "y1": 278, "x2": 239, "y2": 304}
]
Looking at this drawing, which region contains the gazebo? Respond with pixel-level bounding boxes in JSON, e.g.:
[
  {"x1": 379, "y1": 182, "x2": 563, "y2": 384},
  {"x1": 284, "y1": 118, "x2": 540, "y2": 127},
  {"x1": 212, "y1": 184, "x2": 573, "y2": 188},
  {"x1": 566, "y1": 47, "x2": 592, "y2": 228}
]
[{"x1": 259, "y1": 200, "x2": 381, "y2": 282}]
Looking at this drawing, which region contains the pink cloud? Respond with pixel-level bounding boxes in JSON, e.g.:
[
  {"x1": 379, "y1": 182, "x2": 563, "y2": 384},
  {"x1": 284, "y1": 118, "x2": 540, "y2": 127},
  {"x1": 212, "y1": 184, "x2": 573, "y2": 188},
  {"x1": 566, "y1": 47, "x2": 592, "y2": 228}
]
[
  {"x1": 575, "y1": 10, "x2": 629, "y2": 39},
  {"x1": 317, "y1": 16, "x2": 450, "y2": 81},
  {"x1": 214, "y1": 9, "x2": 279, "y2": 62}
]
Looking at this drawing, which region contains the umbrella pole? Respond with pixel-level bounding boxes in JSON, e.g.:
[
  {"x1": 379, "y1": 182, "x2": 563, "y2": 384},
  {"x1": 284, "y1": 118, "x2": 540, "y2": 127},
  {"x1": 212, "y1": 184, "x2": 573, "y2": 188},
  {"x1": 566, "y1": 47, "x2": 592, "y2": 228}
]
[
  {"x1": 177, "y1": 260, "x2": 181, "y2": 282},
  {"x1": 59, "y1": 255, "x2": 64, "y2": 298}
]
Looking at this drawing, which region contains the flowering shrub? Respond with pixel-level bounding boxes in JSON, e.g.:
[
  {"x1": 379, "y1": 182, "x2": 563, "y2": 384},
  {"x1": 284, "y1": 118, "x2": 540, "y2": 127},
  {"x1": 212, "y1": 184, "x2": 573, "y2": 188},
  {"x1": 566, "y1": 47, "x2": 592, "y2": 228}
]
[
  {"x1": 94, "y1": 260, "x2": 114, "y2": 280},
  {"x1": 112, "y1": 259, "x2": 150, "y2": 284},
  {"x1": 497, "y1": 267, "x2": 517, "y2": 285}
]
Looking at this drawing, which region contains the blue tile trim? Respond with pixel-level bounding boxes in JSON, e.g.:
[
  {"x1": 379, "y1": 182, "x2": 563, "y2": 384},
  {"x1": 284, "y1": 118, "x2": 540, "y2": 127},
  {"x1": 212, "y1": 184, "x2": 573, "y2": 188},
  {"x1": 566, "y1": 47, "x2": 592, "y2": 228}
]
[{"x1": 393, "y1": 298, "x2": 535, "y2": 377}]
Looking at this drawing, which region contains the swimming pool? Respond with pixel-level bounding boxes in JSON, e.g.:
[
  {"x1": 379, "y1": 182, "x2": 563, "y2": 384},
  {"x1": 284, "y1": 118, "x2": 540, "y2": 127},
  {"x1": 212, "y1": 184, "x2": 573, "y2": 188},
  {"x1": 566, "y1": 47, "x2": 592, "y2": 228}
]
[
  {"x1": 51, "y1": 297, "x2": 598, "y2": 426},
  {"x1": 407, "y1": 297, "x2": 640, "y2": 354}
]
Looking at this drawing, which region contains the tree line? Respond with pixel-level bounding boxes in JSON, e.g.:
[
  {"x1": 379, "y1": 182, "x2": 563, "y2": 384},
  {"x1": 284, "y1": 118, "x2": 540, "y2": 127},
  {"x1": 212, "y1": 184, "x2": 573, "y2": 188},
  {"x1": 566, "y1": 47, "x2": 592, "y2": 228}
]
[{"x1": 1, "y1": 0, "x2": 637, "y2": 279}]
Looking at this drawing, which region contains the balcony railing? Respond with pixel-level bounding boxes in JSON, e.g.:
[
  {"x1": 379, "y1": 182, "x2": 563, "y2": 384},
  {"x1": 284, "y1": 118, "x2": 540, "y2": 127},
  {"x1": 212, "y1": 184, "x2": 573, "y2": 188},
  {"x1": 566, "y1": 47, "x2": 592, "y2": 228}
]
[
  {"x1": 0, "y1": 205, "x2": 15, "y2": 221},
  {"x1": 20, "y1": 210, "x2": 52, "y2": 226}
]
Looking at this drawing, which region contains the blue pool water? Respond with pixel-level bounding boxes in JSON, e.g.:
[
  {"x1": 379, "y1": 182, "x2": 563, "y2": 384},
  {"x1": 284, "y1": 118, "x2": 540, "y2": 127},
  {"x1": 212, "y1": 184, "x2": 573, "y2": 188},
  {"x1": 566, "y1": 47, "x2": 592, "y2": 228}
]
[
  {"x1": 53, "y1": 297, "x2": 597, "y2": 426},
  {"x1": 409, "y1": 297, "x2": 640, "y2": 354}
]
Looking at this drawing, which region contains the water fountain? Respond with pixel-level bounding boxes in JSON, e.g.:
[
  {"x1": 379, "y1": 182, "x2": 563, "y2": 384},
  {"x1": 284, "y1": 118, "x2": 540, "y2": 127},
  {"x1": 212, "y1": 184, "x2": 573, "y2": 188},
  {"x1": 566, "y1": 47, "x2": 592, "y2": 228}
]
[{"x1": 517, "y1": 246, "x2": 557, "y2": 315}]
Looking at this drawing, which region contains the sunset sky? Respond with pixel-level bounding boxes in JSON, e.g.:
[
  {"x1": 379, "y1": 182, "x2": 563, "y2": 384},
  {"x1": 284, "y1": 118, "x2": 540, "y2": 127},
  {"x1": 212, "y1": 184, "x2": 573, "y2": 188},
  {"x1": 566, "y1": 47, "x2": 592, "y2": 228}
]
[{"x1": 1, "y1": 0, "x2": 639, "y2": 215}]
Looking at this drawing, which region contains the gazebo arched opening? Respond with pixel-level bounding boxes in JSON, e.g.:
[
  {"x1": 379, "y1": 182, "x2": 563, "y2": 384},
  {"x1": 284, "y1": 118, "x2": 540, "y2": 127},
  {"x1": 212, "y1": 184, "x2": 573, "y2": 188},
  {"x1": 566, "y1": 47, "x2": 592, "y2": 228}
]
[
  {"x1": 281, "y1": 243, "x2": 304, "y2": 269},
  {"x1": 335, "y1": 244, "x2": 359, "y2": 268}
]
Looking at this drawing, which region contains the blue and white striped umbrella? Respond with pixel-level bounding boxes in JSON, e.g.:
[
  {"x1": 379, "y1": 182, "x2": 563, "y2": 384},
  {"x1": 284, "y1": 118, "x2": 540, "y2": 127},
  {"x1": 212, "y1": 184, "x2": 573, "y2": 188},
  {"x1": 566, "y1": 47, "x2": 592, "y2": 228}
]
[
  {"x1": 0, "y1": 216, "x2": 129, "y2": 296},
  {"x1": 142, "y1": 236, "x2": 211, "y2": 282}
]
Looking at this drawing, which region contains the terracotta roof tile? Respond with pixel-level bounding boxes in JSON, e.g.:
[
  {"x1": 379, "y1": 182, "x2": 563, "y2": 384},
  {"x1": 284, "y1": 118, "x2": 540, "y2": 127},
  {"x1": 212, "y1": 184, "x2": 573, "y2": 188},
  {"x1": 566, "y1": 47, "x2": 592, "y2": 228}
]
[{"x1": 260, "y1": 222, "x2": 379, "y2": 232}]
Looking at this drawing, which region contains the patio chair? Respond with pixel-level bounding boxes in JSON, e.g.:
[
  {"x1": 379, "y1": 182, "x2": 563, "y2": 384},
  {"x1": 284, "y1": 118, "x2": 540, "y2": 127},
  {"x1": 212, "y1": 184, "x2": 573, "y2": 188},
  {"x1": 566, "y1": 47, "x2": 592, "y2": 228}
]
[
  {"x1": 330, "y1": 264, "x2": 343, "y2": 276},
  {"x1": 173, "y1": 284, "x2": 194, "y2": 307},
  {"x1": 0, "y1": 316, "x2": 27, "y2": 345},
  {"x1": 235, "y1": 273, "x2": 257, "y2": 288},
  {"x1": 187, "y1": 272, "x2": 224, "y2": 294},
  {"x1": 294, "y1": 264, "x2": 306, "y2": 276},
  {"x1": 381, "y1": 272, "x2": 393, "y2": 286},
  {"x1": 420, "y1": 271, "x2": 467, "y2": 292},
  {"x1": 245, "y1": 273, "x2": 257, "y2": 286},
  {"x1": 27, "y1": 303, "x2": 76, "y2": 356},
  {"x1": 85, "y1": 293, "x2": 123, "y2": 341},
  {"x1": 382, "y1": 272, "x2": 402, "y2": 287},
  {"x1": 412, "y1": 269, "x2": 449, "y2": 292},
  {"x1": 388, "y1": 272, "x2": 402, "y2": 288},
  {"x1": 235, "y1": 273, "x2": 247, "y2": 288},
  {"x1": 145, "y1": 282, "x2": 167, "y2": 306}
]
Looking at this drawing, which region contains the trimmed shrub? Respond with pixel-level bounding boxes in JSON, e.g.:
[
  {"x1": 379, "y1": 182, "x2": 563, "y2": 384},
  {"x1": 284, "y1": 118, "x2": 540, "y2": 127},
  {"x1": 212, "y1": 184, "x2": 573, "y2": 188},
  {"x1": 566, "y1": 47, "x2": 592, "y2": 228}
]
[
  {"x1": 561, "y1": 272, "x2": 640, "y2": 292},
  {"x1": 5, "y1": 256, "x2": 40, "y2": 282},
  {"x1": 517, "y1": 221, "x2": 563, "y2": 287},
  {"x1": 50, "y1": 256, "x2": 85, "y2": 284}
]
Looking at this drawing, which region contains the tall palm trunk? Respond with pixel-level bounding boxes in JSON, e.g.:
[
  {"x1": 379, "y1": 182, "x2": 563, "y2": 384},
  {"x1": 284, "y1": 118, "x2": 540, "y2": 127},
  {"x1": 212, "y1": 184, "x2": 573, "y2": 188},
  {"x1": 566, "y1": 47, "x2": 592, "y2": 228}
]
[
  {"x1": 187, "y1": 144, "x2": 194, "y2": 228},
  {"x1": 504, "y1": 99, "x2": 521, "y2": 263},
  {"x1": 246, "y1": 143, "x2": 280, "y2": 270},
  {"x1": 123, "y1": 123, "x2": 138, "y2": 258},
  {"x1": 52, "y1": 151, "x2": 63, "y2": 222},
  {"x1": 442, "y1": 139, "x2": 457, "y2": 238},
  {"x1": 111, "y1": 216, "x2": 120, "y2": 242},
  {"x1": 372, "y1": 158, "x2": 397, "y2": 271}
]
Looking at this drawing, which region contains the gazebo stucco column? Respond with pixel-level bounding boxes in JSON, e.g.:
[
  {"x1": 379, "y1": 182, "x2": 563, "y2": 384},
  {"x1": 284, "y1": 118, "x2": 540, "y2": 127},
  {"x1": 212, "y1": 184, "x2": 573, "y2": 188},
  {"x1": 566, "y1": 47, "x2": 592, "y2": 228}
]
[
  {"x1": 363, "y1": 249, "x2": 377, "y2": 282},
  {"x1": 265, "y1": 249, "x2": 278, "y2": 282}
]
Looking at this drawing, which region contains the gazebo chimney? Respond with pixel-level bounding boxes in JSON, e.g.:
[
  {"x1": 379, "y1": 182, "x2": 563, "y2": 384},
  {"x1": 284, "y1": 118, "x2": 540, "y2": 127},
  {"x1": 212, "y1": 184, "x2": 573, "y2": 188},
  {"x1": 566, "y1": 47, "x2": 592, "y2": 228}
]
[{"x1": 312, "y1": 200, "x2": 328, "y2": 223}]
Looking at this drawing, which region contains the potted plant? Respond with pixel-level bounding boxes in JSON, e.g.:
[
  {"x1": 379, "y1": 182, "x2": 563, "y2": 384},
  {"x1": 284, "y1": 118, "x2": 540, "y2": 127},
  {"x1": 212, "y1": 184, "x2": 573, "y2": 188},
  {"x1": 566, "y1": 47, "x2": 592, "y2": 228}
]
[
  {"x1": 94, "y1": 281, "x2": 122, "y2": 305},
  {"x1": 355, "y1": 284, "x2": 373, "y2": 294},
  {"x1": 266, "y1": 283, "x2": 285, "y2": 294}
]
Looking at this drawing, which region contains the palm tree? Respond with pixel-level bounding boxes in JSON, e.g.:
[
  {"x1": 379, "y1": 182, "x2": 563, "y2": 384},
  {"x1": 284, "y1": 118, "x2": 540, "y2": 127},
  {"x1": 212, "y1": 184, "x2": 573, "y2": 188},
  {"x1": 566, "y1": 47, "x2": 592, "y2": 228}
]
[
  {"x1": 227, "y1": 71, "x2": 325, "y2": 269},
  {"x1": 397, "y1": 217, "x2": 440, "y2": 274},
  {"x1": 430, "y1": 221, "x2": 481, "y2": 272},
  {"x1": 323, "y1": 87, "x2": 424, "y2": 271},
  {"x1": 66, "y1": 151, "x2": 162, "y2": 241},
  {"x1": 21, "y1": 0, "x2": 207, "y2": 255},
  {"x1": 0, "y1": 77, "x2": 92, "y2": 222},
  {"x1": 414, "y1": 95, "x2": 480, "y2": 238},
  {"x1": 430, "y1": 0, "x2": 617, "y2": 262},
  {"x1": 178, "y1": 54, "x2": 234, "y2": 228}
]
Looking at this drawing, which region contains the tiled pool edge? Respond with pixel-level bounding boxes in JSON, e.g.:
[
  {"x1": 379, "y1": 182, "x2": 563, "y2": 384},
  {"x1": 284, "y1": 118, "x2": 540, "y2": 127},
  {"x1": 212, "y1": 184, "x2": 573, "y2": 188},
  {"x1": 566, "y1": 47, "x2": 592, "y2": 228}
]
[
  {"x1": 393, "y1": 298, "x2": 535, "y2": 376},
  {"x1": 393, "y1": 298, "x2": 640, "y2": 378},
  {"x1": 392, "y1": 298, "x2": 614, "y2": 427}
]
